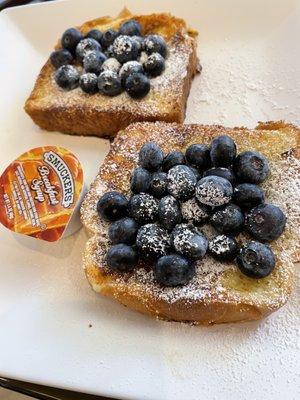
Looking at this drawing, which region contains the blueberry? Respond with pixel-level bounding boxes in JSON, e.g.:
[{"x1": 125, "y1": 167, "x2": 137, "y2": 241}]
[
  {"x1": 83, "y1": 50, "x2": 107, "y2": 74},
  {"x1": 158, "y1": 195, "x2": 182, "y2": 230},
  {"x1": 167, "y1": 165, "x2": 197, "y2": 201},
  {"x1": 149, "y1": 172, "x2": 168, "y2": 198},
  {"x1": 210, "y1": 204, "x2": 244, "y2": 236},
  {"x1": 98, "y1": 70, "x2": 123, "y2": 96},
  {"x1": 108, "y1": 217, "x2": 138, "y2": 245},
  {"x1": 129, "y1": 193, "x2": 158, "y2": 224},
  {"x1": 106, "y1": 244, "x2": 138, "y2": 272},
  {"x1": 233, "y1": 183, "x2": 265, "y2": 210},
  {"x1": 76, "y1": 38, "x2": 102, "y2": 62},
  {"x1": 236, "y1": 241, "x2": 276, "y2": 278},
  {"x1": 185, "y1": 144, "x2": 211, "y2": 170},
  {"x1": 50, "y1": 49, "x2": 73, "y2": 69},
  {"x1": 125, "y1": 72, "x2": 150, "y2": 98},
  {"x1": 119, "y1": 19, "x2": 142, "y2": 36},
  {"x1": 245, "y1": 203, "x2": 286, "y2": 242},
  {"x1": 172, "y1": 224, "x2": 208, "y2": 260},
  {"x1": 162, "y1": 151, "x2": 186, "y2": 172},
  {"x1": 97, "y1": 191, "x2": 128, "y2": 221},
  {"x1": 113, "y1": 35, "x2": 138, "y2": 63},
  {"x1": 54, "y1": 65, "x2": 79, "y2": 90},
  {"x1": 79, "y1": 73, "x2": 98, "y2": 94},
  {"x1": 203, "y1": 167, "x2": 235, "y2": 185},
  {"x1": 196, "y1": 176, "x2": 233, "y2": 207},
  {"x1": 208, "y1": 235, "x2": 238, "y2": 262},
  {"x1": 189, "y1": 167, "x2": 201, "y2": 181},
  {"x1": 130, "y1": 167, "x2": 151, "y2": 193},
  {"x1": 100, "y1": 29, "x2": 119, "y2": 48},
  {"x1": 132, "y1": 36, "x2": 144, "y2": 52},
  {"x1": 105, "y1": 45, "x2": 114, "y2": 58},
  {"x1": 233, "y1": 151, "x2": 269, "y2": 184},
  {"x1": 210, "y1": 135, "x2": 237, "y2": 167},
  {"x1": 143, "y1": 52, "x2": 165, "y2": 77},
  {"x1": 136, "y1": 223, "x2": 171, "y2": 260},
  {"x1": 86, "y1": 29, "x2": 103, "y2": 43},
  {"x1": 181, "y1": 198, "x2": 210, "y2": 225},
  {"x1": 119, "y1": 61, "x2": 144, "y2": 85},
  {"x1": 139, "y1": 142, "x2": 164, "y2": 171},
  {"x1": 144, "y1": 35, "x2": 167, "y2": 57},
  {"x1": 101, "y1": 57, "x2": 121, "y2": 73},
  {"x1": 61, "y1": 28, "x2": 83, "y2": 53},
  {"x1": 154, "y1": 254, "x2": 195, "y2": 286}
]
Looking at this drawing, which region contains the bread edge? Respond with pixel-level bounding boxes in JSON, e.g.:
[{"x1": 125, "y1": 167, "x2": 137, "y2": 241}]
[
  {"x1": 24, "y1": 12, "x2": 198, "y2": 138},
  {"x1": 81, "y1": 121, "x2": 299, "y2": 324}
]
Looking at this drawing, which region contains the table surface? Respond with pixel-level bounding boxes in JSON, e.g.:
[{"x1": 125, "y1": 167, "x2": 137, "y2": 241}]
[{"x1": 0, "y1": 388, "x2": 28, "y2": 399}]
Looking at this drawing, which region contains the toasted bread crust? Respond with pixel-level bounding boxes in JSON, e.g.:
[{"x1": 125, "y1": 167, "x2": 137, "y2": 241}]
[
  {"x1": 24, "y1": 11, "x2": 198, "y2": 138},
  {"x1": 81, "y1": 121, "x2": 299, "y2": 324},
  {"x1": 84, "y1": 235, "x2": 279, "y2": 325}
]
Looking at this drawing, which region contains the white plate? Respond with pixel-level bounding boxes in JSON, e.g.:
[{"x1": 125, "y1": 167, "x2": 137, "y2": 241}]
[{"x1": 0, "y1": 0, "x2": 299, "y2": 399}]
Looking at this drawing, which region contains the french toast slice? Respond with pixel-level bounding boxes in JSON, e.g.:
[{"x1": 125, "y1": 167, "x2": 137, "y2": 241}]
[
  {"x1": 81, "y1": 121, "x2": 299, "y2": 324},
  {"x1": 24, "y1": 9, "x2": 198, "y2": 138}
]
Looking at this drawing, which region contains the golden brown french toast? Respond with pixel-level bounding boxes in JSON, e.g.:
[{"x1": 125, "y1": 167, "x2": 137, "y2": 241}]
[
  {"x1": 24, "y1": 9, "x2": 198, "y2": 138},
  {"x1": 81, "y1": 121, "x2": 299, "y2": 324}
]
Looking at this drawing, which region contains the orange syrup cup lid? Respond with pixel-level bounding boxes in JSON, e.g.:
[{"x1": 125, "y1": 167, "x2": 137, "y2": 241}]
[{"x1": 0, "y1": 146, "x2": 84, "y2": 242}]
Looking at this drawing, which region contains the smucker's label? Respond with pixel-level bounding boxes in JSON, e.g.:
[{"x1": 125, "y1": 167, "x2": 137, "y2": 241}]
[{"x1": 0, "y1": 146, "x2": 83, "y2": 242}]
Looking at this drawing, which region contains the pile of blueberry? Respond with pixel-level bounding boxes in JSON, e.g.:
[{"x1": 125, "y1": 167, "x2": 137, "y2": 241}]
[
  {"x1": 50, "y1": 19, "x2": 167, "y2": 98},
  {"x1": 97, "y1": 136, "x2": 286, "y2": 287}
]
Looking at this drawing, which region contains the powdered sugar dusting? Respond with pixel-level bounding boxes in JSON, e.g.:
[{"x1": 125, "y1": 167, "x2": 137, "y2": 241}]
[
  {"x1": 150, "y1": 42, "x2": 190, "y2": 91},
  {"x1": 45, "y1": 32, "x2": 195, "y2": 117},
  {"x1": 261, "y1": 157, "x2": 300, "y2": 261},
  {"x1": 181, "y1": 197, "x2": 209, "y2": 224},
  {"x1": 130, "y1": 193, "x2": 158, "y2": 222},
  {"x1": 119, "y1": 60, "x2": 142, "y2": 77},
  {"x1": 159, "y1": 195, "x2": 178, "y2": 216},
  {"x1": 144, "y1": 36, "x2": 155, "y2": 50},
  {"x1": 196, "y1": 177, "x2": 232, "y2": 207},
  {"x1": 138, "y1": 51, "x2": 149, "y2": 65},
  {"x1": 101, "y1": 57, "x2": 121, "y2": 73},
  {"x1": 209, "y1": 235, "x2": 231, "y2": 255},
  {"x1": 167, "y1": 165, "x2": 196, "y2": 199},
  {"x1": 136, "y1": 223, "x2": 171, "y2": 258},
  {"x1": 82, "y1": 122, "x2": 299, "y2": 310},
  {"x1": 76, "y1": 38, "x2": 101, "y2": 60},
  {"x1": 172, "y1": 224, "x2": 208, "y2": 256},
  {"x1": 54, "y1": 65, "x2": 80, "y2": 86},
  {"x1": 186, "y1": 41, "x2": 300, "y2": 127},
  {"x1": 125, "y1": 257, "x2": 232, "y2": 304},
  {"x1": 113, "y1": 35, "x2": 135, "y2": 55},
  {"x1": 80, "y1": 72, "x2": 97, "y2": 85}
]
